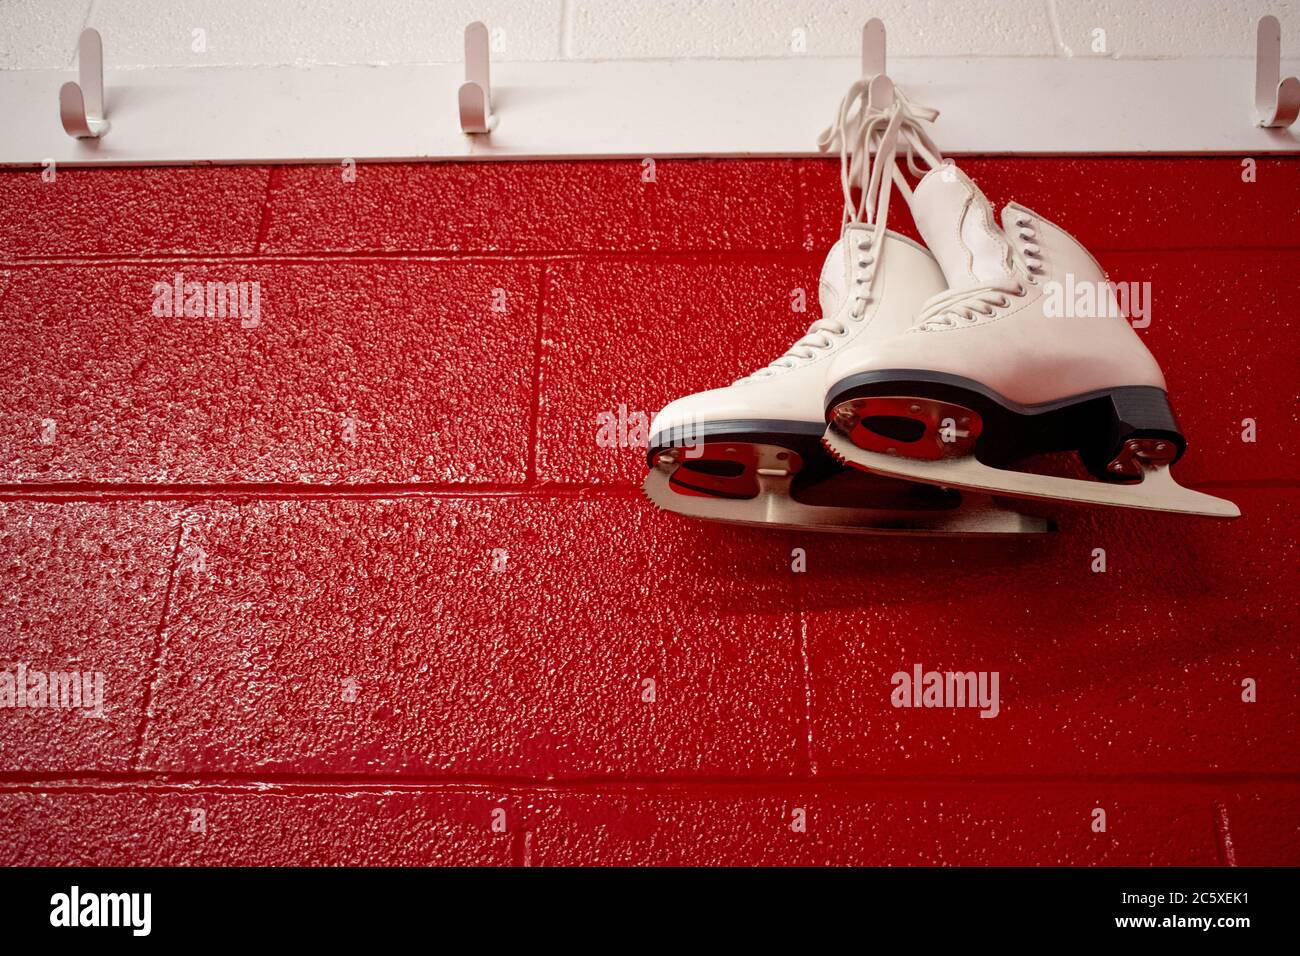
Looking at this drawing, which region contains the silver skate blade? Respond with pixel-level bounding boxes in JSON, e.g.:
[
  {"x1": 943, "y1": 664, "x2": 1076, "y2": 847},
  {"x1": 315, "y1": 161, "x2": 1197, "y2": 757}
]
[
  {"x1": 643, "y1": 456, "x2": 1049, "y2": 537},
  {"x1": 823, "y1": 426, "x2": 1240, "y2": 519}
]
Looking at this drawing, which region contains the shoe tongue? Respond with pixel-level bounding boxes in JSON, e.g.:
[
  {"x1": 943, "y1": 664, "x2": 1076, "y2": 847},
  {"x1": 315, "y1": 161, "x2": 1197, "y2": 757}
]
[
  {"x1": 817, "y1": 234, "x2": 847, "y2": 318},
  {"x1": 911, "y1": 164, "x2": 1017, "y2": 289}
]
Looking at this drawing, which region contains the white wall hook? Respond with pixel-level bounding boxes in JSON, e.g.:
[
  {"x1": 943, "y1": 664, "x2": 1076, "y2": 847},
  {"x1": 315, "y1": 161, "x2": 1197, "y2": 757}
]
[
  {"x1": 1255, "y1": 15, "x2": 1300, "y2": 128},
  {"x1": 458, "y1": 22, "x2": 495, "y2": 134},
  {"x1": 861, "y1": 18, "x2": 886, "y2": 78},
  {"x1": 867, "y1": 72, "x2": 894, "y2": 112},
  {"x1": 60, "y1": 28, "x2": 110, "y2": 139}
]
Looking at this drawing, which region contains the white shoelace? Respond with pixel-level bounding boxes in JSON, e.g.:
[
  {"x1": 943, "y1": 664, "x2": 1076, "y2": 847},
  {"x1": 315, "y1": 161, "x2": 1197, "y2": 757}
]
[
  {"x1": 911, "y1": 215, "x2": 1040, "y2": 330},
  {"x1": 739, "y1": 78, "x2": 942, "y2": 382},
  {"x1": 913, "y1": 281, "x2": 1025, "y2": 330},
  {"x1": 820, "y1": 80, "x2": 942, "y2": 230}
]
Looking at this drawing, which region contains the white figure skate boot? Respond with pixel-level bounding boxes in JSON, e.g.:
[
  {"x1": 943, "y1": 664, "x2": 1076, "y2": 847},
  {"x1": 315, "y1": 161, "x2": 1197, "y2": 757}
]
[
  {"x1": 644, "y1": 78, "x2": 1047, "y2": 534},
  {"x1": 822, "y1": 163, "x2": 1239, "y2": 518}
]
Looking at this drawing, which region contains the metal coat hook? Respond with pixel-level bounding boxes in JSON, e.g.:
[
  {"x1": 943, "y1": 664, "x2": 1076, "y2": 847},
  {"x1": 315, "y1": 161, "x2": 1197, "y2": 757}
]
[
  {"x1": 861, "y1": 18, "x2": 886, "y2": 77},
  {"x1": 60, "y1": 28, "x2": 110, "y2": 139},
  {"x1": 458, "y1": 22, "x2": 495, "y2": 134},
  {"x1": 1256, "y1": 15, "x2": 1300, "y2": 128}
]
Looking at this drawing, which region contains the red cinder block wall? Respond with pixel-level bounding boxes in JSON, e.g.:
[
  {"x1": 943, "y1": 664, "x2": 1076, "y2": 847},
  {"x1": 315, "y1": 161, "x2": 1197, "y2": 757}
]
[{"x1": 0, "y1": 158, "x2": 1296, "y2": 866}]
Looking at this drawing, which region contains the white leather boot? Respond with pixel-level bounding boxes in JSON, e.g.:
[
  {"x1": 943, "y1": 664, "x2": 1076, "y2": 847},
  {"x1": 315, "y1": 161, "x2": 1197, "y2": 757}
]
[
  {"x1": 644, "y1": 78, "x2": 1047, "y2": 534},
  {"x1": 822, "y1": 163, "x2": 1238, "y2": 518}
]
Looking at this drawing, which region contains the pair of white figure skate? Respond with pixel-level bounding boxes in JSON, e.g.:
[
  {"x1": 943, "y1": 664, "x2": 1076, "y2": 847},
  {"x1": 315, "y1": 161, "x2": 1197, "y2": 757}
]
[{"x1": 644, "y1": 75, "x2": 1239, "y2": 535}]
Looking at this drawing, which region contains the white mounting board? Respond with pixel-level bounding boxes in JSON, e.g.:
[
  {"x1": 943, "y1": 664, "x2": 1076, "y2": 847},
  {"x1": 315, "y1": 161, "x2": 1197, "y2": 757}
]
[{"x1": 1, "y1": 55, "x2": 1297, "y2": 167}]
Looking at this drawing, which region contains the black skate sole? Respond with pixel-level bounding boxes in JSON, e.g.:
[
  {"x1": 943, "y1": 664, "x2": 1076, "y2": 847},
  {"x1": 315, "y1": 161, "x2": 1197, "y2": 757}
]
[
  {"x1": 824, "y1": 371, "x2": 1186, "y2": 482},
  {"x1": 646, "y1": 419, "x2": 961, "y2": 508}
]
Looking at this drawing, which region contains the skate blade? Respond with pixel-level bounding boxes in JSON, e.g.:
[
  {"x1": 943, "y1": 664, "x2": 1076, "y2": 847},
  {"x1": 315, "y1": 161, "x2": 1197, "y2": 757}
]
[
  {"x1": 823, "y1": 426, "x2": 1240, "y2": 519},
  {"x1": 644, "y1": 442, "x2": 1049, "y2": 536}
]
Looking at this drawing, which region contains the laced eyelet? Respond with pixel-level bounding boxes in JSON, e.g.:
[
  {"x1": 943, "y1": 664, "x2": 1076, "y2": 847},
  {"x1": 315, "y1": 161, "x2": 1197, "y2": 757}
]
[
  {"x1": 1014, "y1": 283, "x2": 1026, "y2": 296},
  {"x1": 996, "y1": 296, "x2": 1010, "y2": 307}
]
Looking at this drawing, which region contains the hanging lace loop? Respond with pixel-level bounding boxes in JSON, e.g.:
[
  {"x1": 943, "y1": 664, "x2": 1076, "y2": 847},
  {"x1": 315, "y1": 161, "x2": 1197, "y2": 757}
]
[
  {"x1": 817, "y1": 77, "x2": 944, "y2": 226},
  {"x1": 737, "y1": 76, "x2": 943, "y2": 383}
]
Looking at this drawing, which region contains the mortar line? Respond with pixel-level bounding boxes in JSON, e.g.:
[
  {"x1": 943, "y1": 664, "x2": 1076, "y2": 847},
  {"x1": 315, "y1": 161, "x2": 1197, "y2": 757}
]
[
  {"x1": 0, "y1": 476, "x2": 1291, "y2": 505},
  {"x1": 525, "y1": 265, "x2": 548, "y2": 485},
  {"x1": 253, "y1": 166, "x2": 278, "y2": 253},
  {"x1": 1045, "y1": 0, "x2": 1071, "y2": 58},
  {"x1": 559, "y1": 0, "x2": 573, "y2": 61},
  {"x1": 3, "y1": 245, "x2": 1298, "y2": 270},
  {"x1": 72, "y1": 0, "x2": 97, "y2": 69},
  {"x1": 799, "y1": 608, "x2": 816, "y2": 776},
  {"x1": 1, "y1": 772, "x2": 1296, "y2": 793},
  {"x1": 793, "y1": 564, "x2": 816, "y2": 778},
  {"x1": 0, "y1": 249, "x2": 820, "y2": 268},
  {"x1": 127, "y1": 511, "x2": 186, "y2": 769},
  {"x1": 1213, "y1": 802, "x2": 1238, "y2": 866},
  {"x1": 792, "y1": 161, "x2": 813, "y2": 251}
]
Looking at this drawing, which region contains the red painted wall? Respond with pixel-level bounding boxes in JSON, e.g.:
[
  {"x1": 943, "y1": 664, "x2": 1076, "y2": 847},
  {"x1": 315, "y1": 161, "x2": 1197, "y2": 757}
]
[{"x1": 0, "y1": 158, "x2": 1295, "y2": 865}]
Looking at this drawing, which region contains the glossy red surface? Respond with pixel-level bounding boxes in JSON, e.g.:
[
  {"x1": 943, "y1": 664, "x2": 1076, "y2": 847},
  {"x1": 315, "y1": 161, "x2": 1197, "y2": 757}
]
[{"x1": 0, "y1": 158, "x2": 1294, "y2": 866}]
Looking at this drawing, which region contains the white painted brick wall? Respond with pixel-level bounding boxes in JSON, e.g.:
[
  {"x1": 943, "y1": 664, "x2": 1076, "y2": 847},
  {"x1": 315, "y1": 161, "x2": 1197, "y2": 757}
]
[
  {"x1": 567, "y1": 0, "x2": 1056, "y2": 58},
  {"x1": 1, "y1": 0, "x2": 1296, "y2": 69},
  {"x1": 0, "y1": 0, "x2": 95, "y2": 69},
  {"x1": 86, "y1": 0, "x2": 563, "y2": 68},
  {"x1": 1053, "y1": 0, "x2": 1299, "y2": 57}
]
